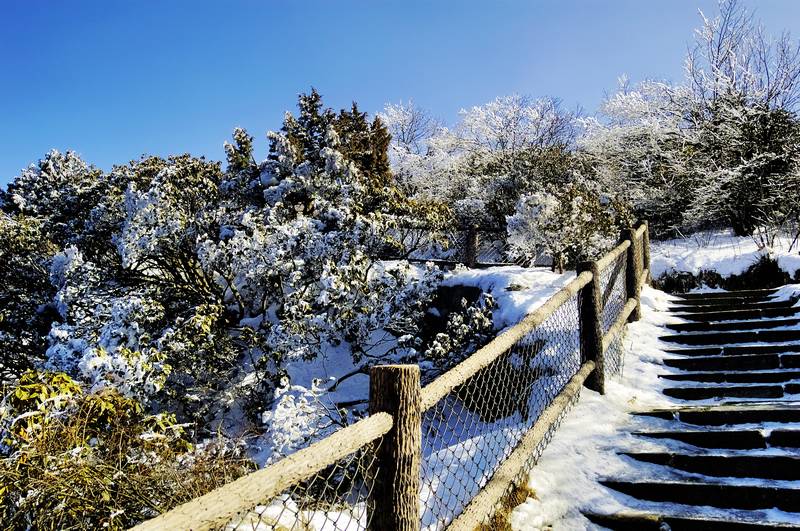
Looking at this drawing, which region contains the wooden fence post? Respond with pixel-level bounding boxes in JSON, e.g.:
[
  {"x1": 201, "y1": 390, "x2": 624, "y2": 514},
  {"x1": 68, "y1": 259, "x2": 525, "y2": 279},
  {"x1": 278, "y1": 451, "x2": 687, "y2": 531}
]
[
  {"x1": 577, "y1": 261, "x2": 605, "y2": 394},
  {"x1": 368, "y1": 365, "x2": 421, "y2": 531},
  {"x1": 621, "y1": 228, "x2": 642, "y2": 322},
  {"x1": 464, "y1": 227, "x2": 478, "y2": 268},
  {"x1": 641, "y1": 221, "x2": 651, "y2": 284}
]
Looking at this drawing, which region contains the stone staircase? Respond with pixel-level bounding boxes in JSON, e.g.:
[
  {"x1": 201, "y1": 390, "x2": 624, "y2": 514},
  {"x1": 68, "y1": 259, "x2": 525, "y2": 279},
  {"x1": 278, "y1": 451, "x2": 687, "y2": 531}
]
[{"x1": 584, "y1": 288, "x2": 800, "y2": 530}]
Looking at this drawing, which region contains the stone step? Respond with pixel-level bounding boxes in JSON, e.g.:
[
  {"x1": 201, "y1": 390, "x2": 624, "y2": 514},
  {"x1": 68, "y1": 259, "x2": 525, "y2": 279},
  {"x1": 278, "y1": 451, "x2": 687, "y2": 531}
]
[
  {"x1": 675, "y1": 289, "x2": 779, "y2": 300},
  {"x1": 660, "y1": 329, "x2": 800, "y2": 346},
  {"x1": 600, "y1": 480, "x2": 800, "y2": 512},
  {"x1": 633, "y1": 429, "x2": 768, "y2": 449},
  {"x1": 772, "y1": 430, "x2": 800, "y2": 448},
  {"x1": 674, "y1": 295, "x2": 776, "y2": 307},
  {"x1": 584, "y1": 512, "x2": 800, "y2": 530},
  {"x1": 674, "y1": 306, "x2": 800, "y2": 323},
  {"x1": 623, "y1": 452, "x2": 800, "y2": 480},
  {"x1": 672, "y1": 292, "x2": 777, "y2": 306},
  {"x1": 664, "y1": 353, "x2": 800, "y2": 371},
  {"x1": 670, "y1": 299, "x2": 798, "y2": 313},
  {"x1": 634, "y1": 405, "x2": 800, "y2": 426},
  {"x1": 636, "y1": 428, "x2": 800, "y2": 449},
  {"x1": 667, "y1": 318, "x2": 800, "y2": 333},
  {"x1": 671, "y1": 293, "x2": 791, "y2": 305},
  {"x1": 662, "y1": 384, "x2": 787, "y2": 400},
  {"x1": 665, "y1": 344, "x2": 800, "y2": 356},
  {"x1": 660, "y1": 369, "x2": 800, "y2": 384}
]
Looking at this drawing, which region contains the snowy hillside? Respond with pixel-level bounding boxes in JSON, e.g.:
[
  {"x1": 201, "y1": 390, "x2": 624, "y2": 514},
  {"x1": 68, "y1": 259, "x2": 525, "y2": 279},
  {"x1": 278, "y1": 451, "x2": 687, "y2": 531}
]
[{"x1": 651, "y1": 231, "x2": 800, "y2": 278}]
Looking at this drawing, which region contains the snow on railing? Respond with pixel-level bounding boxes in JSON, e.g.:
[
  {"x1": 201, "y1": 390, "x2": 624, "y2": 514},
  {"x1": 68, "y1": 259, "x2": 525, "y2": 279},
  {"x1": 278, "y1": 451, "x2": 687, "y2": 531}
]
[{"x1": 130, "y1": 222, "x2": 651, "y2": 531}]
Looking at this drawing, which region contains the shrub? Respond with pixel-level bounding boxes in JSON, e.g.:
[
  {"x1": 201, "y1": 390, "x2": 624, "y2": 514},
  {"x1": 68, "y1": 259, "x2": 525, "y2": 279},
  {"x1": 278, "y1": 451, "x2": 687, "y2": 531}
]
[
  {"x1": 653, "y1": 254, "x2": 797, "y2": 293},
  {"x1": 506, "y1": 180, "x2": 627, "y2": 272},
  {"x1": 0, "y1": 371, "x2": 255, "y2": 530}
]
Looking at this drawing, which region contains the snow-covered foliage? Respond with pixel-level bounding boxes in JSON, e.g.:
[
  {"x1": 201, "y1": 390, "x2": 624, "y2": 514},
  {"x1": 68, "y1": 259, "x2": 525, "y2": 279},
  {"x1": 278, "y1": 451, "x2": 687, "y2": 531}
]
[
  {"x1": 0, "y1": 92, "x2": 499, "y2": 474},
  {"x1": 2, "y1": 150, "x2": 105, "y2": 246},
  {"x1": 382, "y1": 95, "x2": 581, "y2": 228},
  {"x1": 581, "y1": 1, "x2": 800, "y2": 238},
  {"x1": 507, "y1": 181, "x2": 626, "y2": 271}
]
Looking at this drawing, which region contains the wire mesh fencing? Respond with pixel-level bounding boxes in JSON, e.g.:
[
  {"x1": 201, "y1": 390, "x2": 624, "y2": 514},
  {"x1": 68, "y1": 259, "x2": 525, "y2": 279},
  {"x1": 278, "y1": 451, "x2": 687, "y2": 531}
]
[
  {"x1": 395, "y1": 227, "x2": 465, "y2": 262},
  {"x1": 599, "y1": 250, "x2": 628, "y2": 375},
  {"x1": 471, "y1": 230, "x2": 533, "y2": 266},
  {"x1": 224, "y1": 438, "x2": 384, "y2": 531},
  {"x1": 391, "y1": 226, "x2": 536, "y2": 267},
  {"x1": 134, "y1": 224, "x2": 650, "y2": 531},
  {"x1": 418, "y1": 292, "x2": 582, "y2": 530}
]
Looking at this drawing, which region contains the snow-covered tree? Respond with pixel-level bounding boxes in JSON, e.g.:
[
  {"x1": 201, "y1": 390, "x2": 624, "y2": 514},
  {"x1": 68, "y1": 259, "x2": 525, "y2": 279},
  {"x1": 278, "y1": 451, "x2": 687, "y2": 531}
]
[
  {"x1": 506, "y1": 180, "x2": 625, "y2": 272},
  {"x1": 581, "y1": 1, "x2": 800, "y2": 238},
  {"x1": 0, "y1": 214, "x2": 59, "y2": 380},
  {"x1": 382, "y1": 95, "x2": 579, "y2": 228},
  {"x1": 1, "y1": 150, "x2": 106, "y2": 247}
]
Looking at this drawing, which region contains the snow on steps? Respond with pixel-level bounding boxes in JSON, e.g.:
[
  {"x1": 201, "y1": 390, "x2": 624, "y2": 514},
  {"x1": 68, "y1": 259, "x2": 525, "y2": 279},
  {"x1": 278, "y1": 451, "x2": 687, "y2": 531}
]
[{"x1": 588, "y1": 287, "x2": 800, "y2": 530}]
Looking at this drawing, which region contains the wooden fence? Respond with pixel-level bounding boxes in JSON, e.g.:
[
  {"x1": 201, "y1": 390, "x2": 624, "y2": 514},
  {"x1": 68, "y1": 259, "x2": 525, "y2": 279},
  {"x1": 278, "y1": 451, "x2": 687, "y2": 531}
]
[{"x1": 131, "y1": 222, "x2": 651, "y2": 531}]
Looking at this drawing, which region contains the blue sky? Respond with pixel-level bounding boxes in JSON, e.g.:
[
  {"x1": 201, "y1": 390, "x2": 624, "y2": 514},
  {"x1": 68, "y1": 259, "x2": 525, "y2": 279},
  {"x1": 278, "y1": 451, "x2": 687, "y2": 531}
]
[{"x1": 2, "y1": 1, "x2": 800, "y2": 185}]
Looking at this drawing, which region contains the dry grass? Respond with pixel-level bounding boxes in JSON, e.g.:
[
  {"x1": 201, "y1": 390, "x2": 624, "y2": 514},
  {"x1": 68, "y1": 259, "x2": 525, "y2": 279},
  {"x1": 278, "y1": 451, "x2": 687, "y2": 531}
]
[
  {"x1": 477, "y1": 482, "x2": 538, "y2": 531},
  {"x1": 0, "y1": 372, "x2": 255, "y2": 530}
]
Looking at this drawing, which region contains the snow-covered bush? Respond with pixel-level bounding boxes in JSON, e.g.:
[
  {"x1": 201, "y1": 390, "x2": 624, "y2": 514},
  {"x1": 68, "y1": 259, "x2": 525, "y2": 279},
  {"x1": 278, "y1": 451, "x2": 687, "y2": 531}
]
[
  {"x1": 507, "y1": 181, "x2": 624, "y2": 272},
  {"x1": 420, "y1": 293, "x2": 496, "y2": 370},
  {"x1": 259, "y1": 378, "x2": 341, "y2": 464}
]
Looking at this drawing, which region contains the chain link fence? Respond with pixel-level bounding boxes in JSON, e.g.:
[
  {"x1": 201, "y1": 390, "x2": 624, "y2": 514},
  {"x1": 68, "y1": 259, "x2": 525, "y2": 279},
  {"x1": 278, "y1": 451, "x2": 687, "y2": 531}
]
[
  {"x1": 419, "y1": 293, "x2": 582, "y2": 529},
  {"x1": 393, "y1": 226, "x2": 536, "y2": 267},
  {"x1": 226, "y1": 439, "x2": 383, "y2": 531},
  {"x1": 134, "y1": 224, "x2": 650, "y2": 531},
  {"x1": 600, "y1": 251, "x2": 628, "y2": 375}
]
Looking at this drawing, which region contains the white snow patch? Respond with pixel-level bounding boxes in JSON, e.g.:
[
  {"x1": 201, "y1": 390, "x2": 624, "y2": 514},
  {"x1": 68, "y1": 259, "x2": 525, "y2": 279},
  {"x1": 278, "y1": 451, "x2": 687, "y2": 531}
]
[
  {"x1": 446, "y1": 266, "x2": 572, "y2": 328},
  {"x1": 650, "y1": 230, "x2": 800, "y2": 279}
]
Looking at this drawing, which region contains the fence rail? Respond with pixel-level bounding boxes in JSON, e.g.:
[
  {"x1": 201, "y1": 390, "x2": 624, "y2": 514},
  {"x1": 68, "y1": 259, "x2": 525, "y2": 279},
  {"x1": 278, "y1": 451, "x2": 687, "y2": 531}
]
[{"x1": 131, "y1": 221, "x2": 651, "y2": 531}]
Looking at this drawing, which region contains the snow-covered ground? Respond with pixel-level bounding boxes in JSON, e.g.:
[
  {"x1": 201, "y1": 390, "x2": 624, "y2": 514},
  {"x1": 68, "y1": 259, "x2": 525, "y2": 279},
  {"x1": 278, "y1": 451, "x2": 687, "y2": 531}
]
[
  {"x1": 444, "y1": 266, "x2": 572, "y2": 328},
  {"x1": 651, "y1": 230, "x2": 800, "y2": 278},
  {"x1": 510, "y1": 285, "x2": 800, "y2": 530}
]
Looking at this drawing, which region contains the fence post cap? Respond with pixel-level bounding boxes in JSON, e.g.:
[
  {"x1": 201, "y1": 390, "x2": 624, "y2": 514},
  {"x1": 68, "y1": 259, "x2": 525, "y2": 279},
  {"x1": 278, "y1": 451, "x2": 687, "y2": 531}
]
[{"x1": 369, "y1": 364, "x2": 420, "y2": 373}]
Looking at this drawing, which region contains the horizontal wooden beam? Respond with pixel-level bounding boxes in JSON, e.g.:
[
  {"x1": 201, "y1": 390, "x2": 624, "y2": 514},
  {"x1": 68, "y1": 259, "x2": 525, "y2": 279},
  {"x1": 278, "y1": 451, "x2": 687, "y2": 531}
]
[
  {"x1": 601, "y1": 298, "x2": 639, "y2": 352},
  {"x1": 595, "y1": 240, "x2": 631, "y2": 273}
]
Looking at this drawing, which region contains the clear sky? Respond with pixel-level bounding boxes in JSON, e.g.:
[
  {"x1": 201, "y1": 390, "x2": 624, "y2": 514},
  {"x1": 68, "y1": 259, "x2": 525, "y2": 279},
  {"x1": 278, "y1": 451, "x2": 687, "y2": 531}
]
[{"x1": 2, "y1": 0, "x2": 800, "y2": 185}]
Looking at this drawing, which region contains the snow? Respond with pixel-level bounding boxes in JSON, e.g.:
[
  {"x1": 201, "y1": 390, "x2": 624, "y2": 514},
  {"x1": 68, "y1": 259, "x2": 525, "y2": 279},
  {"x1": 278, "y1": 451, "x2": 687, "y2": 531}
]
[
  {"x1": 445, "y1": 266, "x2": 572, "y2": 328},
  {"x1": 650, "y1": 230, "x2": 800, "y2": 278},
  {"x1": 510, "y1": 285, "x2": 800, "y2": 530}
]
